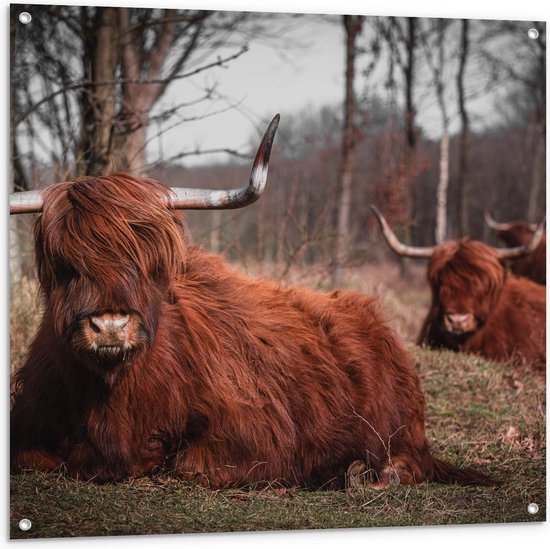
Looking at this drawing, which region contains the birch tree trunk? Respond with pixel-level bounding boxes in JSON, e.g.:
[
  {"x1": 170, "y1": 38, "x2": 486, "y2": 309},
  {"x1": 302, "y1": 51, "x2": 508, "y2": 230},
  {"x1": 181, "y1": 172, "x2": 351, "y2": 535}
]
[
  {"x1": 432, "y1": 20, "x2": 450, "y2": 244},
  {"x1": 456, "y1": 19, "x2": 470, "y2": 237},
  {"x1": 435, "y1": 133, "x2": 450, "y2": 243}
]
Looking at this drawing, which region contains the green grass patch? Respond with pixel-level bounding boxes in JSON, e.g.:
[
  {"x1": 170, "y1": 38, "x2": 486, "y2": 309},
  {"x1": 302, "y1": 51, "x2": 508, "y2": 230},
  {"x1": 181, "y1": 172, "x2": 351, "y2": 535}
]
[{"x1": 9, "y1": 470, "x2": 546, "y2": 539}]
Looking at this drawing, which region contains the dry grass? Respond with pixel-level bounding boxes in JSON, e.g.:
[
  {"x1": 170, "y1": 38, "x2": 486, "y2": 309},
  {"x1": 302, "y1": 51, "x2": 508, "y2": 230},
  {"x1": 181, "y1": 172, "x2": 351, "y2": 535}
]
[
  {"x1": 9, "y1": 277, "x2": 42, "y2": 375},
  {"x1": 9, "y1": 261, "x2": 545, "y2": 539}
]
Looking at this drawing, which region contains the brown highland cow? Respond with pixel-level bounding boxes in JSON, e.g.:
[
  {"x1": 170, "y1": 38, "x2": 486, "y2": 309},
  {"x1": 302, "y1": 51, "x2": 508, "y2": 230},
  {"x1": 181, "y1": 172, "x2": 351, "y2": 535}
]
[
  {"x1": 484, "y1": 211, "x2": 546, "y2": 285},
  {"x1": 373, "y1": 206, "x2": 546, "y2": 372},
  {"x1": 10, "y1": 117, "x2": 493, "y2": 488}
]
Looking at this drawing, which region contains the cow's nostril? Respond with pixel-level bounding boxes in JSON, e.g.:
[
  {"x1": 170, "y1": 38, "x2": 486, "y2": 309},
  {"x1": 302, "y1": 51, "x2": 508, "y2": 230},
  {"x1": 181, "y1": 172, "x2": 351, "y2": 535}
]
[
  {"x1": 89, "y1": 317, "x2": 102, "y2": 334},
  {"x1": 118, "y1": 316, "x2": 130, "y2": 329},
  {"x1": 88, "y1": 315, "x2": 130, "y2": 335}
]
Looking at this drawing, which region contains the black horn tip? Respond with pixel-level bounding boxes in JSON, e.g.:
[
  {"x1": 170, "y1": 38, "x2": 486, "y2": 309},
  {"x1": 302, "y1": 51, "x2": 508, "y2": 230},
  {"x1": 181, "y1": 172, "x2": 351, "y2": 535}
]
[
  {"x1": 264, "y1": 114, "x2": 281, "y2": 144},
  {"x1": 369, "y1": 204, "x2": 381, "y2": 215},
  {"x1": 255, "y1": 114, "x2": 280, "y2": 166},
  {"x1": 369, "y1": 205, "x2": 385, "y2": 225}
]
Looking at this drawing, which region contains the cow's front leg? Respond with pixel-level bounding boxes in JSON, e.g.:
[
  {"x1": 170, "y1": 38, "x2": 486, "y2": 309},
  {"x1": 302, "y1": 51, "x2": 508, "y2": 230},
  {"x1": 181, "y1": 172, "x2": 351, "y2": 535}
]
[
  {"x1": 66, "y1": 443, "x2": 130, "y2": 483},
  {"x1": 11, "y1": 449, "x2": 64, "y2": 472}
]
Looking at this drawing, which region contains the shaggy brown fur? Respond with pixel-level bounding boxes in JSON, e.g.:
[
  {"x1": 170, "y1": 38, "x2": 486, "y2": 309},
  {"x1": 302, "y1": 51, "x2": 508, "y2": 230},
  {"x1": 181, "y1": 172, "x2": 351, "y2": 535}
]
[
  {"x1": 490, "y1": 222, "x2": 546, "y2": 285},
  {"x1": 418, "y1": 238, "x2": 546, "y2": 371},
  {"x1": 11, "y1": 175, "x2": 494, "y2": 488}
]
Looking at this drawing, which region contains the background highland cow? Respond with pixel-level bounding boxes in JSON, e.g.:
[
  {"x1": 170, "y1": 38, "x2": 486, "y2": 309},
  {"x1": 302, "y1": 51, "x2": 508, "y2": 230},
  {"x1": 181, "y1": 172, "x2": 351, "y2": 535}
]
[
  {"x1": 372, "y1": 206, "x2": 546, "y2": 371},
  {"x1": 484, "y1": 212, "x2": 546, "y2": 284}
]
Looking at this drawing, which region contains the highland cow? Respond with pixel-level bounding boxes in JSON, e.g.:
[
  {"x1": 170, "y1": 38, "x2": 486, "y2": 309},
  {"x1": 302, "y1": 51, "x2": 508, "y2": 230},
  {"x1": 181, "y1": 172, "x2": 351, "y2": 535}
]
[
  {"x1": 10, "y1": 117, "x2": 493, "y2": 488},
  {"x1": 484, "y1": 211, "x2": 546, "y2": 285},
  {"x1": 373, "y1": 206, "x2": 546, "y2": 371}
]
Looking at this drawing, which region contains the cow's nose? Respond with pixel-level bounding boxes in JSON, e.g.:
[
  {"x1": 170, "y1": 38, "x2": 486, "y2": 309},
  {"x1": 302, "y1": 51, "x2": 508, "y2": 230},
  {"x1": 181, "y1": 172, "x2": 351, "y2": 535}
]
[
  {"x1": 445, "y1": 313, "x2": 472, "y2": 332},
  {"x1": 88, "y1": 314, "x2": 130, "y2": 337}
]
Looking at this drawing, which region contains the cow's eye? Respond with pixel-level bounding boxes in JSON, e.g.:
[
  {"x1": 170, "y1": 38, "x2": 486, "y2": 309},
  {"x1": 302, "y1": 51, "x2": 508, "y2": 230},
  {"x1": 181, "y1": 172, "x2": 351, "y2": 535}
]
[
  {"x1": 149, "y1": 266, "x2": 167, "y2": 283},
  {"x1": 56, "y1": 264, "x2": 79, "y2": 283}
]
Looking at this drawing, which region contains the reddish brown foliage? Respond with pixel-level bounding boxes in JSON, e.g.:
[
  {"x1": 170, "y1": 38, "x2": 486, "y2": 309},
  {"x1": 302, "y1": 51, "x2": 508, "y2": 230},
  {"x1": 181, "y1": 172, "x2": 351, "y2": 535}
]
[
  {"x1": 491, "y1": 222, "x2": 546, "y2": 285},
  {"x1": 418, "y1": 238, "x2": 546, "y2": 371},
  {"x1": 11, "y1": 175, "x2": 493, "y2": 488}
]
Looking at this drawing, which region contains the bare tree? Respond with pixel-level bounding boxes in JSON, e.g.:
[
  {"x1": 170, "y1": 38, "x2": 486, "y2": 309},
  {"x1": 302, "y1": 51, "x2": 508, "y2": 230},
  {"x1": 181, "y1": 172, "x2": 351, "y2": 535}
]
[
  {"x1": 116, "y1": 9, "x2": 216, "y2": 174},
  {"x1": 11, "y1": 5, "x2": 250, "y2": 179},
  {"x1": 456, "y1": 19, "x2": 470, "y2": 236},
  {"x1": 373, "y1": 17, "x2": 419, "y2": 250},
  {"x1": 524, "y1": 26, "x2": 546, "y2": 223},
  {"x1": 403, "y1": 17, "x2": 418, "y2": 246},
  {"x1": 332, "y1": 14, "x2": 364, "y2": 288},
  {"x1": 77, "y1": 7, "x2": 118, "y2": 174},
  {"x1": 420, "y1": 19, "x2": 452, "y2": 243},
  {"x1": 478, "y1": 21, "x2": 546, "y2": 224}
]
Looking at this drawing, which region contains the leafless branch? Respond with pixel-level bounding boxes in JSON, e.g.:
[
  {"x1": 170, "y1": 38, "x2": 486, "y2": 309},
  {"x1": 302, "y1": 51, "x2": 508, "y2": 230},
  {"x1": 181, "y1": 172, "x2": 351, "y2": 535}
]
[{"x1": 13, "y1": 47, "x2": 249, "y2": 127}]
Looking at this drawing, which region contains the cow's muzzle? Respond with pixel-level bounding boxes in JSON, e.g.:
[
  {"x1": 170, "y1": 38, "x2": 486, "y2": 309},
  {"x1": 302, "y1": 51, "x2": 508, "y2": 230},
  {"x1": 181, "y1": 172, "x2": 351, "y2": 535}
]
[
  {"x1": 78, "y1": 312, "x2": 143, "y2": 358},
  {"x1": 443, "y1": 313, "x2": 477, "y2": 335}
]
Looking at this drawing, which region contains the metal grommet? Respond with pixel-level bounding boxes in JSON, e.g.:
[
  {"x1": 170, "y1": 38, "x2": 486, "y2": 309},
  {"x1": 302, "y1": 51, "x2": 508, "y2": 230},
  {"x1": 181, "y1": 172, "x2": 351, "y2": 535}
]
[
  {"x1": 527, "y1": 28, "x2": 539, "y2": 40},
  {"x1": 527, "y1": 502, "x2": 539, "y2": 515},
  {"x1": 19, "y1": 12, "x2": 32, "y2": 24},
  {"x1": 18, "y1": 518, "x2": 32, "y2": 531}
]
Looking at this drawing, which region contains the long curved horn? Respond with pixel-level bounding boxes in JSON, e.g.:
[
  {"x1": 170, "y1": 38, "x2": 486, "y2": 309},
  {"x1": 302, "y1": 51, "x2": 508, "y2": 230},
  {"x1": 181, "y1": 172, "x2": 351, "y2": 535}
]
[
  {"x1": 9, "y1": 114, "x2": 281, "y2": 215},
  {"x1": 168, "y1": 114, "x2": 280, "y2": 210},
  {"x1": 484, "y1": 210, "x2": 538, "y2": 232},
  {"x1": 370, "y1": 205, "x2": 435, "y2": 259},
  {"x1": 495, "y1": 217, "x2": 545, "y2": 260},
  {"x1": 10, "y1": 190, "x2": 44, "y2": 214}
]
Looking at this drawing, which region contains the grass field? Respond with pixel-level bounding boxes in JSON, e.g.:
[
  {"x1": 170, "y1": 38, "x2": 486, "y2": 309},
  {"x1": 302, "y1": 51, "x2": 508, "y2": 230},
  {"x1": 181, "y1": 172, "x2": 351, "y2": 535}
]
[{"x1": 9, "y1": 262, "x2": 546, "y2": 539}]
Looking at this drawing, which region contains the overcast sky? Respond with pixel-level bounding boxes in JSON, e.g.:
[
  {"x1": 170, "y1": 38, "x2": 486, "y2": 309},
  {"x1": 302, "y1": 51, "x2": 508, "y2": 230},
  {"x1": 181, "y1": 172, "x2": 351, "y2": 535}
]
[
  {"x1": 6, "y1": 1, "x2": 546, "y2": 169},
  {"x1": 147, "y1": 7, "x2": 544, "y2": 168},
  {"x1": 150, "y1": 14, "x2": 345, "y2": 167}
]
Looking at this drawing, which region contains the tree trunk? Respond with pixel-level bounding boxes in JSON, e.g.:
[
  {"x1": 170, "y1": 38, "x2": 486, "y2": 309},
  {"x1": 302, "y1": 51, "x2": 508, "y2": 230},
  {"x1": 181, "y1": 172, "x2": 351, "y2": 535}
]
[
  {"x1": 210, "y1": 209, "x2": 222, "y2": 254},
  {"x1": 89, "y1": 8, "x2": 118, "y2": 174},
  {"x1": 121, "y1": 119, "x2": 148, "y2": 174},
  {"x1": 428, "y1": 19, "x2": 451, "y2": 245},
  {"x1": 118, "y1": 8, "x2": 178, "y2": 175},
  {"x1": 456, "y1": 19, "x2": 470, "y2": 237},
  {"x1": 527, "y1": 118, "x2": 546, "y2": 222},
  {"x1": 332, "y1": 14, "x2": 363, "y2": 288},
  {"x1": 404, "y1": 17, "x2": 417, "y2": 244},
  {"x1": 118, "y1": 8, "x2": 148, "y2": 174},
  {"x1": 10, "y1": 14, "x2": 26, "y2": 281},
  {"x1": 435, "y1": 133, "x2": 450, "y2": 243},
  {"x1": 77, "y1": 7, "x2": 118, "y2": 175},
  {"x1": 399, "y1": 17, "x2": 417, "y2": 274}
]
